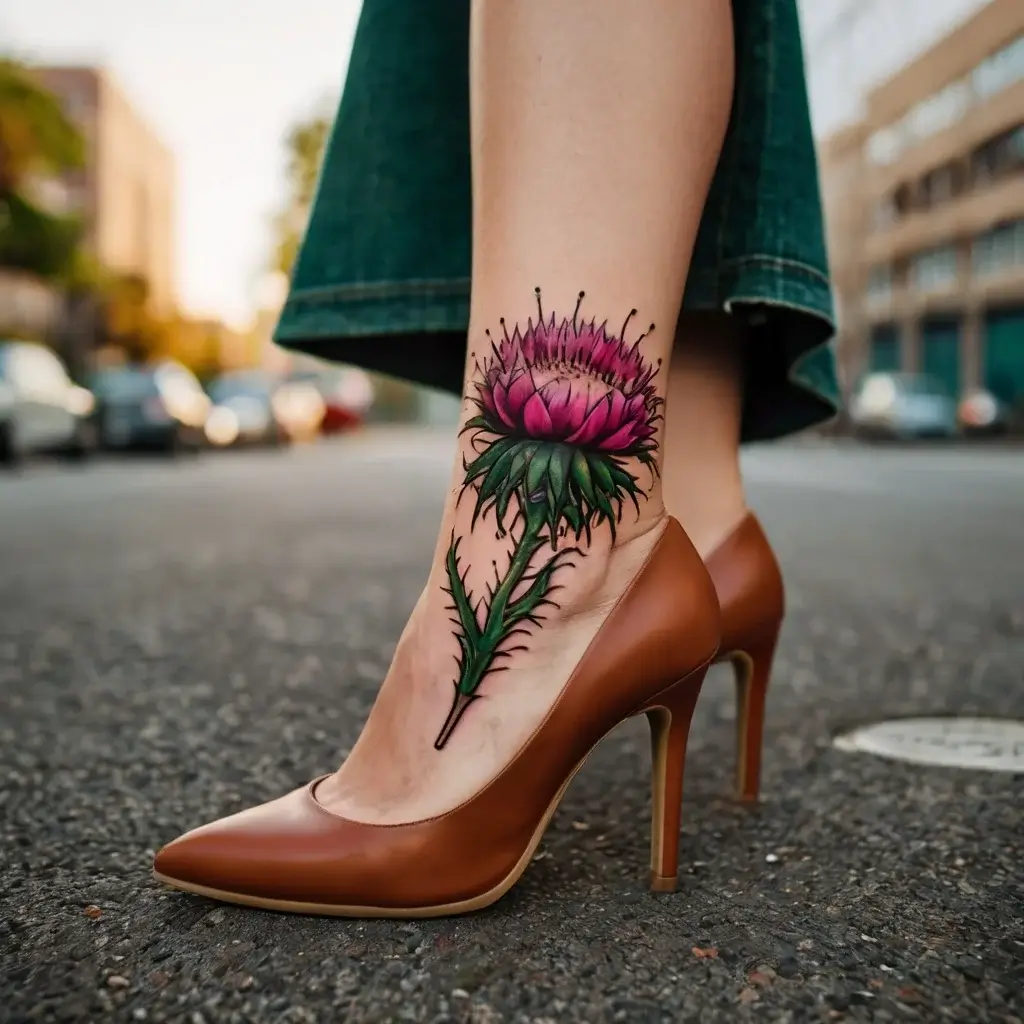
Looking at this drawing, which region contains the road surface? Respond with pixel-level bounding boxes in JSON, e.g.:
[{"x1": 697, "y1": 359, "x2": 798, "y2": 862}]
[{"x1": 1, "y1": 433, "x2": 1022, "y2": 1023}]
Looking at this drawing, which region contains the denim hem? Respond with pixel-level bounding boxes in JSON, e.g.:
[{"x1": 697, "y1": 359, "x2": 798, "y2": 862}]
[
  {"x1": 275, "y1": 263, "x2": 834, "y2": 343},
  {"x1": 683, "y1": 254, "x2": 835, "y2": 324},
  {"x1": 275, "y1": 282, "x2": 471, "y2": 343},
  {"x1": 274, "y1": 265, "x2": 841, "y2": 443}
]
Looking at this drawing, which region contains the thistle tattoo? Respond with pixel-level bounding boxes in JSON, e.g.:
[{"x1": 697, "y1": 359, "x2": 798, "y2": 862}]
[{"x1": 433, "y1": 289, "x2": 662, "y2": 749}]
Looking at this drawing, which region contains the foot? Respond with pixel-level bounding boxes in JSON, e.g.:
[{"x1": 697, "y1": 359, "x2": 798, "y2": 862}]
[
  {"x1": 315, "y1": 514, "x2": 666, "y2": 825},
  {"x1": 317, "y1": 292, "x2": 673, "y2": 825}
]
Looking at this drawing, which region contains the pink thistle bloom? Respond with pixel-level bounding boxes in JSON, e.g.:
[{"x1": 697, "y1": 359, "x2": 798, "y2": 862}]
[{"x1": 473, "y1": 305, "x2": 661, "y2": 456}]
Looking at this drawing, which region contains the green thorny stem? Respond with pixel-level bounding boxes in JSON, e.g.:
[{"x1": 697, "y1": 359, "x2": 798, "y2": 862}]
[{"x1": 434, "y1": 494, "x2": 581, "y2": 749}]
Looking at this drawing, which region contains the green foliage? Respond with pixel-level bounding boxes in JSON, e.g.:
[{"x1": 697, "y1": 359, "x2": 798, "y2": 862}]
[
  {"x1": 437, "y1": 429, "x2": 652, "y2": 743},
  {"x1": 270, "y1": 110, "x2": 331, "y2": 277},
  {"x1": 0, "y1": 59, "x2": 84, "y2": 194},
  {"x1": 0, "y1": 190, "x2": 82, "y2": 278},
  {"x1": 464, "y1": 437, "x2": 645, "y2": 544},
  {"x1": 0, "y1": 60, "x2": 87, "y2": 283},
  {"x1": 442, "y1": 503, "x2": 579, "y2": 706}
]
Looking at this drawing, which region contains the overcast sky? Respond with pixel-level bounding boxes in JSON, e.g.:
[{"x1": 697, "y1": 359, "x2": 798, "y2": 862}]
[{"x1": 3, "y1": 0, "x2": 989, "y2": 327}]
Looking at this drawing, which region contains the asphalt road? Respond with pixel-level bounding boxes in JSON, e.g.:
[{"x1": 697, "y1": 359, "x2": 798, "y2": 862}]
[{"x1": 1, "y1": 432, "x2": 1022, "y2": 1024}]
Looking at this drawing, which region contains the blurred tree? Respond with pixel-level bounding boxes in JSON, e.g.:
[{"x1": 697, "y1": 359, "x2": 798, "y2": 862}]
[
  {"x1": 271, "y1": 112, "x2": 330, "y2": 276},
  {"x1": 0, "y1": 58, "x2": 84, "y2": 195},
  {"x1": 0, "y1": 59, "x2": 85, "y2": 281},
  {"x1": 102, "y1": 273, "x2": 164, "y2": 362},
  {"x1": 0, "y1": 190, "x2": 79, "y2": 277},
  {"x1": 269, "y1": 102, "x2": 422, "y2": 422}
]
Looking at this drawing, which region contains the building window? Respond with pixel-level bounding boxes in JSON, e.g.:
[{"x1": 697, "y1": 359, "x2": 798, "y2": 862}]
[
  {"x1": 911, "y1": 246, "x2": 959, "y2": 291},
  {"x1": 867, "y1": 266, "x2": 893, "y2": 304},
  {"x1": 918, "y1": 162, "x2": 961, "y2": 208},
  {"x1": 972, "y1": 34, "x2": 1024, "y2": 101},
  {"x1": 874, "y1": 184, "x2": 914, "y2": 225},
  {"x1": 869, "y1": 326, "x2": 901, "y2": 373},
  {"x1": 867, "y1": 126, "x2": 905, "y2": 167},
  {"x1": 904, "y1": 81, "x2": 971, "y2": 145},
  {"x1": 973, "y1": 220, "x2": 1024, "y2": 279},
  {"x1": 971, "y1": 124, "x2": 1024, "y2": 186},
  {"x1": 874, "y1": 196, "x2": 894, "y2": 229},
  {"x1": 865, "y1": 35, "x2": 1023, "y2": 168}
]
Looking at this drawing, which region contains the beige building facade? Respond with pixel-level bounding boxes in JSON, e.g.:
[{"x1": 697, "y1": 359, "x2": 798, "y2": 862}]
[
  {"x1": 36, "y1": 66, "x2": 177, "y2": 318},
  {"x1": 821, "y1": 0, "x2": 1024, "y2": 408}
]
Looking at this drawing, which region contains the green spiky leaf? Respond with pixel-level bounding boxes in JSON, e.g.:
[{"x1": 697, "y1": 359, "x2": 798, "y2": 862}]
[
  {"x1": 478, "y1": 443, "x2": 520, "y2": 502},
  {"x1": 464, "y1": 435, "x2": 515, "y2": 483},
  {"x1": 563, "y1": 505, "x2": 584, "y2": 538},
  {"x1": 547, "y1": 444, "x2": 571, "y2": 503},
  {"x1": 444, "y1": 537, "x2": 480, "y2": 645},
  {"x1": 571, "y1": 450, "x2": 597, "y2": 505},
  {"x1": 505, "y1": 546, "x2": 580, "y2": 625},
  {"x1": 589, "y1": 453, "x2": 615, "y2": 496},
  {"x1": 525, "y1": 444, "x2": 553, "y2": 496}
]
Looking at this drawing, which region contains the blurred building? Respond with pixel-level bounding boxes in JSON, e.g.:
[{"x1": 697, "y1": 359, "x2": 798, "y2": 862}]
[
  {"x1": 198, "y1": 318, "x2": 256, "y2": 372},
  {"x1": 35, "y1": 66, "x2": 176, "y2": 317},
  {"x1": 822, "y1": 0, "x2": 1024, "y2": 407},
  {"x1": 164, "y1": 316, "x2": 256, "y2": 376}
]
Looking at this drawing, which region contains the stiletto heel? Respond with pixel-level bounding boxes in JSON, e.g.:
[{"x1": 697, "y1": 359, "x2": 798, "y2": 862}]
[
  {"x1": 730, "y1": 627, "x2": 779, "y2": 802},
  {"x1": 704, "y1": 514, "x2": 784, "y2": 804},
  {"x1": 643, "y1": 666, "x2": 709, "y2": 893}
]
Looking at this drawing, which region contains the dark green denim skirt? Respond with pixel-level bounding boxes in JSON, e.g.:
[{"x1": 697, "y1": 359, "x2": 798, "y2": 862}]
[{"x1": 275, "y1": 0, "x2": 840, "y2": 442}]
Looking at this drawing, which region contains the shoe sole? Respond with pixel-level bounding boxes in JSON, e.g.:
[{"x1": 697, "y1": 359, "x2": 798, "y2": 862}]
[{"x1": 152, "y1": 756, "x2": 584, "y2": 919}]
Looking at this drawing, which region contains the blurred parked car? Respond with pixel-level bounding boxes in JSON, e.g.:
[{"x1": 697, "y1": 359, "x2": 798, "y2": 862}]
[
  {"x1": 206, "y1": 370, "x2": 282, "y2": 447},
  {"x1": 850, "y1": 372, "x2": 957, "y2": 440},
  {"x1": 957, "y1": 388, "x2": 1011, "y2": 437},
  {"x1": 90, "y1": 362, "x2": 210, "y2": 454},
  {"x1": 205, "y1": 370, "x2": 325, "y2": 447},
  {"x1": 290, "y1": 367, "x2": 373, "y2": 434},
  {"x1": 270, "y1": 379, "x2": 327, "y2": 441},
  {"x1": 0, "y1": 340, "x2": 96, "y2": 467}
]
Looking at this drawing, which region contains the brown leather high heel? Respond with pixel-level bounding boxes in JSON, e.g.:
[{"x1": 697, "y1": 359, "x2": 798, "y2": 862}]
[
  {"x1": 153, "y1": 517, "x2": 720, "y2": 917},
  {"x1": 642, "y1": 676, "x2": 706, "y2": 892},
  {"x1": 704, "y1": 513, "x2": 784, "y2": 802}
]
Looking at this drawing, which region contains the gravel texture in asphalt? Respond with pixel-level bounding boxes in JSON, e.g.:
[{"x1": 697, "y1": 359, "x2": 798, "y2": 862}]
[{"x1": 1, "y1": 433, "x2": 1022, "y2": 1023}]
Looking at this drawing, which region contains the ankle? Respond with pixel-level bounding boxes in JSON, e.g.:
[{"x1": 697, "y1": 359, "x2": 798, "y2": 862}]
[{"x1": 664, "y1": 489, "x2": 747, "y2": 557}]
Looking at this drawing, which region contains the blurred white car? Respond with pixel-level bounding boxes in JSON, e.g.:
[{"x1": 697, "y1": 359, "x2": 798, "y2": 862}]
[
  {"x1": 0, "y1": 340, "x2": 96, "y2": 466},
  {"x1": 850, "y1": 372, "x2": 958, "y2": 440}
]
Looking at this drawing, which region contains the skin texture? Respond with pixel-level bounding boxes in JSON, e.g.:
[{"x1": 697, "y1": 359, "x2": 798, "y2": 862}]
[
  {"x1": 314, "y1": 0, "x2": 735, "y2": 825},
  {"x1": 663, "y1": 312, "x2": 748, "y2": 557}
]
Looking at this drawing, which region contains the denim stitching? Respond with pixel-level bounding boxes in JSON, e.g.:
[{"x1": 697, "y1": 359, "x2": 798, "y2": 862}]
[
  {"x1": 719, "y1": 254, "x2": 831, "y2": 284},
  {"x1": 288, "y1": 278, "x2": 472, "y2": 305}
]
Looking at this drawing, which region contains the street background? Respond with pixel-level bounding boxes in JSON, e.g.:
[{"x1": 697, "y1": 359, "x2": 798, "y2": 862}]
[
  {"x1": 2, "y1": 0, "x2": 1024, "y2": 1021},
  {"x1": 1, "y1": 433, "x2": 1022, "y2": 1023}
]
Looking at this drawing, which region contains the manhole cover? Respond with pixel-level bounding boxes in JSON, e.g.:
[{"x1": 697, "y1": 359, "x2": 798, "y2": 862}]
[{"x1": 834, "y1": 717, "x2": 1024, "y2": 772}]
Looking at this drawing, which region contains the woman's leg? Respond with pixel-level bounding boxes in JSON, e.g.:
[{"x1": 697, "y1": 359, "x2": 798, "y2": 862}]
[
  {"x1": 662, "y1": 312, "x2": 748, "y2": 557},
  {"x1": 316, "y1": 0, "x2": 735, "y2": 823}
]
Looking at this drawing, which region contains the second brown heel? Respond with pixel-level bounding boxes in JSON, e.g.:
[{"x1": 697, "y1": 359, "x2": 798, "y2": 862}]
[
  {"x1": 642, "y1": 666, "x2": 709, "y2": 893},
  {"x1": 729, "y1": 628, "x2": 779, "y2": 803}
]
